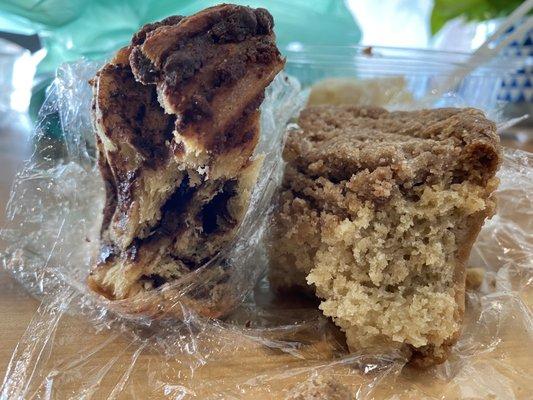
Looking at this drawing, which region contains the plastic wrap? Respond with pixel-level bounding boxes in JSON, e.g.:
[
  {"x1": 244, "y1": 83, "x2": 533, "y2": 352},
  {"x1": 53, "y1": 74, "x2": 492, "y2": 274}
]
[{"x1": 1, "y1": 60, "x2": 532, "y2": 399}]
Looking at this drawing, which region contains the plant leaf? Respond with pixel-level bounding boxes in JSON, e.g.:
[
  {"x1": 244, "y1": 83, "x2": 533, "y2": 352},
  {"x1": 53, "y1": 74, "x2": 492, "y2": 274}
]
[{"x1": 431, "y1": 0, "x2": 525, "y2": 35}]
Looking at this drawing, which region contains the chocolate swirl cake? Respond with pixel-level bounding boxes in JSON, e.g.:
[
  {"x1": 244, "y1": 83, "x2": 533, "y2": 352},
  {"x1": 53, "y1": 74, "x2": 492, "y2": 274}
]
[{"x1": 88, "y1": 4, "x2": 284, "y2": 317}]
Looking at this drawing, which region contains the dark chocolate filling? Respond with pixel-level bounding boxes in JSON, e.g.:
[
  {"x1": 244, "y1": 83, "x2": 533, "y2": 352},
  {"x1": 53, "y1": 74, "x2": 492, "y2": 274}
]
[
  {"x1": 201, "y1": 180, "x2": 237, "y2": 235},
  {"x1": 98, "y1": 63, "x2": 175, "y2": 169},
  {"x1": 130, "y1": 47, "x2": 159, "y2": 84},
  {"x1": 139, "y1": 274, "x2": 167, "y2": 288},
  {"x1": 157, "y1": 174, "x2": 195, "y2": 237}
]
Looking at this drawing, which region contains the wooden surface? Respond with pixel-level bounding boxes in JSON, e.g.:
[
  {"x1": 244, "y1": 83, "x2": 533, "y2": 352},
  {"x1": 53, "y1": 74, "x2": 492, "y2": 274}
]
[{"x1": 0, "y1": 119, "x2": 532, "y2": 399}]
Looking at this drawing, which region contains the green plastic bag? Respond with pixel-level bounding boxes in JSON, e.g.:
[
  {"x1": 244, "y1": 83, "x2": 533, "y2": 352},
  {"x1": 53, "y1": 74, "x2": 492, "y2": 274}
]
[{"x1": 0, "y1": 0, "x2": 361, "y2": 73}]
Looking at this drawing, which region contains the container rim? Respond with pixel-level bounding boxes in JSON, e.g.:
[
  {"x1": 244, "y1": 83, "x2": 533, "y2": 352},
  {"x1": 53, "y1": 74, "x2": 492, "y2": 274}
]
[{"x1": 283, "y1": 44, "x2": 526, "y2": 74}]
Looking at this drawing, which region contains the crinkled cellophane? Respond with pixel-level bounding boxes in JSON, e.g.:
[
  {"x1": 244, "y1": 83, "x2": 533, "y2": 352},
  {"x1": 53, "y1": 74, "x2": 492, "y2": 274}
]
[{"x1": 1, "y1": 61, "x2": 532, "y2": 399}]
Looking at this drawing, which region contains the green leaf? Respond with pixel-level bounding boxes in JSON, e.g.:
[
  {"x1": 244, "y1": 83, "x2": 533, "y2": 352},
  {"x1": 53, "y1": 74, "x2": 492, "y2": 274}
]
[{"x1": 431, "y1": 0, "x2": 525, "y2": 35}]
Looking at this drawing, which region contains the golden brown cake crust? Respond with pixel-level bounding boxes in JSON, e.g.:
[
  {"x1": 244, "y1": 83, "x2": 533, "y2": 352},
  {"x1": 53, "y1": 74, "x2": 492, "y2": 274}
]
[{"x1": 270, "y1": 105, "x2": 501, "y2": 367}]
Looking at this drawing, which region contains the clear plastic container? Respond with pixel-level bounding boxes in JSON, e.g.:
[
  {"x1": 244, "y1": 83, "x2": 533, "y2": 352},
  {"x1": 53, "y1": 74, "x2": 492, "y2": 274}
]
[{"x1": 284, "y1": 45, "x2": 527, "y2": 114}]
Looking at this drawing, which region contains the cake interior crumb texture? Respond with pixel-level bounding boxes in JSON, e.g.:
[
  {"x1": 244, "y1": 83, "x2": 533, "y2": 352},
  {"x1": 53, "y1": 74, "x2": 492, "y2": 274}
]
[{"x1": 269, "y1": 105, "x2": 501, "y2": 366}]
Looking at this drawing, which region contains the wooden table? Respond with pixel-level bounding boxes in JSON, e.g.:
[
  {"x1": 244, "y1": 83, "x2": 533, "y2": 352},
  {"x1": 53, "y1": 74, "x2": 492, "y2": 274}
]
[{"x1": 1, "y1": 119, "x2": 532, "y2": 399}]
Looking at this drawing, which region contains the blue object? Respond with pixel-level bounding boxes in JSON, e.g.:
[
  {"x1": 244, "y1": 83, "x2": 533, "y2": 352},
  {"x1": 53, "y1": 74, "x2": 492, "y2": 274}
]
[{"x1": 497, "y1": 24, "x2": 533, "y2": 103}]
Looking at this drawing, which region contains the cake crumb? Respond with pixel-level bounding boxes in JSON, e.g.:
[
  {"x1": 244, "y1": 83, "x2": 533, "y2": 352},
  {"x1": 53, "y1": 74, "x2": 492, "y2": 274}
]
[{"x1": 466, "y1": 267, "x2": 485, "y2": 290}]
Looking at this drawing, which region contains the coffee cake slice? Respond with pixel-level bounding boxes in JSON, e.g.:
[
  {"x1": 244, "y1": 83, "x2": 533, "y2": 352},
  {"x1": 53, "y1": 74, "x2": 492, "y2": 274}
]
[
  {"x1": 88, "y1": 4, "x2": 284, "y2": 318},
  {"x1": 269, "y1": 105, "x2": 501, "y2": 366}
]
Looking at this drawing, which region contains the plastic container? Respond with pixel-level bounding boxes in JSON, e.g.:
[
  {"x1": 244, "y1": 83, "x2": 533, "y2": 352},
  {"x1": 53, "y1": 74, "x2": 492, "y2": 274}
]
[{"x1": 285, "y1": 45, "x2": 527, "y2": 114}]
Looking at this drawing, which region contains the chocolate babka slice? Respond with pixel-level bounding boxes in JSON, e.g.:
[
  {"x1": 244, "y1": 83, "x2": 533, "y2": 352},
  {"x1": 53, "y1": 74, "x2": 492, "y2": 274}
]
[
  {"x1": 269, "y1": 105, "x2": 501, "y2": 366},
  {"x1": 88, "y1": 4, "x2": 284, "y2": 317}
]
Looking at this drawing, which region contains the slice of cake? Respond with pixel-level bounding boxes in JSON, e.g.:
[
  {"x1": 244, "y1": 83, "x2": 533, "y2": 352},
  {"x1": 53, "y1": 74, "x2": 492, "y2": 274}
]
[
  {"x1": 269, "y1": 105, "x2": 501, "y2": 366},
  {"x1": 88, "y1": 4, "x2": 284, "y2": 318}
]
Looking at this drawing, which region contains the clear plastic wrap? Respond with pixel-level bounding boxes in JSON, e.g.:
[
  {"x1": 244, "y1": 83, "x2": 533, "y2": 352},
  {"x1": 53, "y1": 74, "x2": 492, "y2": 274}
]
[
  {"x1": 285, "y1": 44, "x2": 527, "y2": 116},
  {"x1": 1, "y1": 60, "x2": 532, "y2": 399}
]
